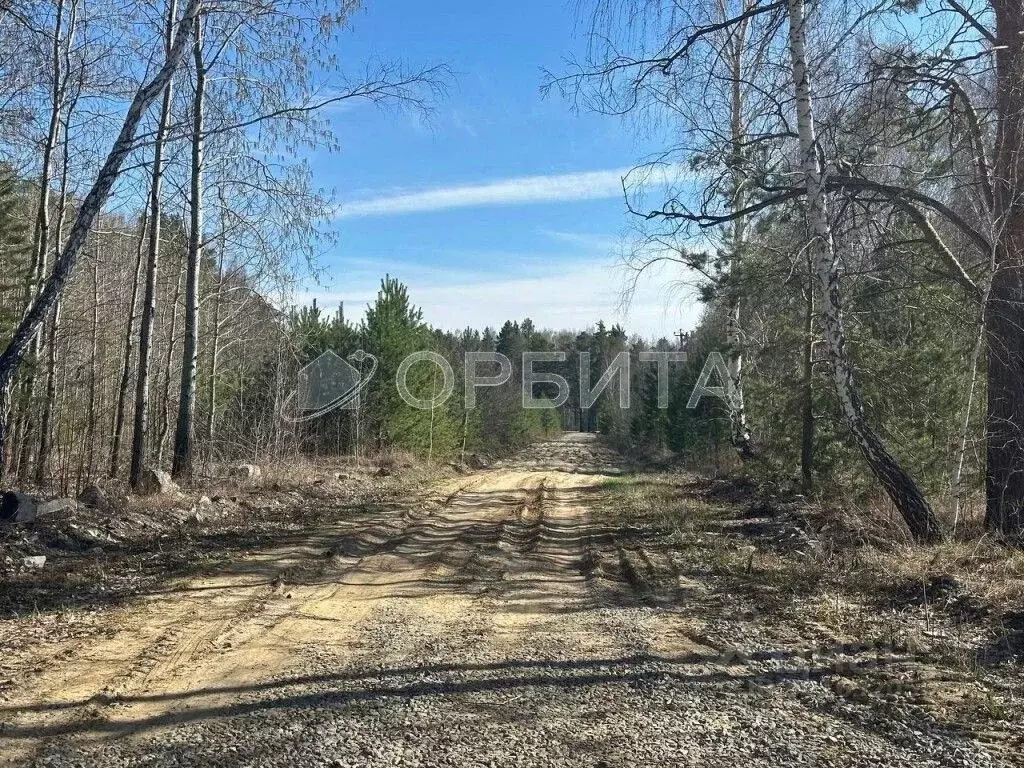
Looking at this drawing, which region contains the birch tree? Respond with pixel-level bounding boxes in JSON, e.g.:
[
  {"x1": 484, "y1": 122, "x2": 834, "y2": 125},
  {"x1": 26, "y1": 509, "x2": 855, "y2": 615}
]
[
  {"x1": 10, "y1": 0, "x2": 76, "y2": 482},
  {"x1": 785, "y1": 0, "x2": 940, "y2": 540},
  {"x1": 170, "y1": 13, "x2": 204, "y2": 478},
  {"x1": 553, "y1": 0, "x2": 776, "y2": 460},
  {"x1": 814, "y1": 1, "x2": 1024, "y2": 537},
  {"x1": 128, "y1": 0, "x2": 182, "y2": 489},
  {"x1": 0, "y1": 0, "x2": 203, "y2": 476},
  {"x1": 109, "y1": 211, "x2": 147, "y2": 477},
  {"x1": 558, "y1": 0, "x2": 945, "y2": 540}
]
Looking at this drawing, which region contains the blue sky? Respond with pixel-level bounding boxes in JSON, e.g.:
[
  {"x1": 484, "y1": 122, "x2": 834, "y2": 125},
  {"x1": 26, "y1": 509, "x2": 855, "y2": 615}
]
[{"x1": 302, "y1": 0, "x2": 703, "y2": 340}]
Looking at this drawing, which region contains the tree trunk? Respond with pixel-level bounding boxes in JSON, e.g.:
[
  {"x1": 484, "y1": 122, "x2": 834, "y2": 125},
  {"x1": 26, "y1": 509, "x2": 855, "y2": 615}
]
[
  {"x1": 130, "y1": 0, "x2": 181, "y2": 487},
  {"x1": 353, "y1": 405, "x2": 360, "y2": 459},
  {"x1": 56, "y1": 359, "x2": 70, "y2": 493},
  {"x1": 725, "y1": 11, "x2": 753, "y2": 459},
  {"x1": 72, "y1": 261, "x2": 100, "y2": 488},
  {"x1": 985, "y1": 0, "x2": 1024, "y2": 537},
  {"x1": 85, "y1": 259, "x2": 100, "y2": 479},
  {"x1": 800, "y1": 254, "x2": 815, "y2": 492},
  {"x1": 35, "y1": 300, "x2": 61, "y2": 488},
  {"x1": 205, "y1": 246, "x2": 223, "y2": 445},
  {"x1": 36, "y1": 93, "x2": 77, "y2": 488},
  {"x1": 725, "y1": 294, "x2": 751, "y2": 455},
  {"x1": 14, "y1": 0, "x2": 69, "y2": 484},
  {"x1": 110, "y1": 211, "x2": 147, "y2": 477},
  {"x1": 0, "y1": 0, "x2": 202, "y2": 475},
  {"x1": 460, "y1": 408, "x2": 469, "y2": 463},
  {"x1": 156, "y1": 265, "x2": 183, "y2": 465},
  {"x1": 952, "y1": 302, "x2": 986, "y2": 531},
  {"x1": 786, "y1": 0, "x2": 942, "y2": 542},
  {"x1": 984, "y1": 271, "x2": 1024, "y2": 537},
  {"x1": 204, "y1": 186, "x2": 228, "y2": 452},
  {"x1": 173, "y1": 14, "x2": 205, "y2": 479},
  {"x1": 428, "y1": 366, "x2": 436, "y2": 463},
  {"x1": 0, "y1": 382, "x2": 11, "y2": 485}
]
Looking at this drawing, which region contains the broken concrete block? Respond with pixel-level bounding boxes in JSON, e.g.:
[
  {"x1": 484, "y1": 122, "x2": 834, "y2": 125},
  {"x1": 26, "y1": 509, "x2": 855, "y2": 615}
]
[
  {"x1": 1, "y1": 492, "x2": 37, "y2": 523},
  {"x1": 78, "y1": 484, "x2": 110, "y2": 510},
  {"x1": 229, "y1": 463, "x2": 261, "y2": 480},
  {"x1": 36, "y1": 498, "x2": 77, "y2": 517},
  {"x1": 138, "y1": 468, "x2": 179, "y2": 496}
]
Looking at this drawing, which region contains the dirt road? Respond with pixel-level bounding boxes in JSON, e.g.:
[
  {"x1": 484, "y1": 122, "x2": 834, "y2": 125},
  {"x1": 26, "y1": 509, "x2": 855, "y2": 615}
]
[{"x1": 0, "y1": 435, "x2": 1004, "y2": 766}]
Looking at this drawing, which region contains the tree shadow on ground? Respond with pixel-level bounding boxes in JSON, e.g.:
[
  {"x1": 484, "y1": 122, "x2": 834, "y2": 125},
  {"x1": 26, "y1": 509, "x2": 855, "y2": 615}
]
[
  {"x1": 0, "y1": 470, "x2": 1007, "y2": 763},
  {"x1": 0, "y1": 648, "x2": 987, "y2": 768},
  {"x1": 0, "y1": 496, "x2": 412, "y2": 616}
]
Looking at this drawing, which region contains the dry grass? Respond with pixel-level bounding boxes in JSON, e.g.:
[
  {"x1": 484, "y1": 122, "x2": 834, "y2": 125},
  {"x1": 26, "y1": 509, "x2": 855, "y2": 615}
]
[
  {"x1": 857, "y1": 540, "x2": 1024, "y2": 604},
  {"x1": 179, "y1": 450, "x2": 437, "y2": 501},
  {"x1": 597, "y1": 470, "x2": 1023, "y2": 753},
  {"x1": 600, "y1": 470, "x2": 1024, "y2": 661}
]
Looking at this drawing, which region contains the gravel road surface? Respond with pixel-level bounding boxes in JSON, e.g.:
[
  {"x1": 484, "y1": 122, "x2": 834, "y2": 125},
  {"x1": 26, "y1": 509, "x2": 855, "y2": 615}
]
[{"x1": 0, "y1": 435, "x2": 1004, "y2": 767}]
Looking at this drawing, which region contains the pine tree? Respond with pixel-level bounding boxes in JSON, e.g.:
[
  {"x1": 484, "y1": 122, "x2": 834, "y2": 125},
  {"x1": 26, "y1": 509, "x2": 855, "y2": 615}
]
[{"x1": 362, "y1": 276, "x2": 457, "y2": 458}]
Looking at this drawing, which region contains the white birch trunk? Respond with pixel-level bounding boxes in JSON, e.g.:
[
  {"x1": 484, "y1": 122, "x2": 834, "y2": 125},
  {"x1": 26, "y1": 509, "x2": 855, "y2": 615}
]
[
  {"x1": 786, "y1": 0, "x2": 941, "y2": 541},
  {"x1": 130, "y1": 0, "x2": 182, "y2": 486},
  {"x1": 173, "y1": 13, "x2": 205, "y2": 478}
]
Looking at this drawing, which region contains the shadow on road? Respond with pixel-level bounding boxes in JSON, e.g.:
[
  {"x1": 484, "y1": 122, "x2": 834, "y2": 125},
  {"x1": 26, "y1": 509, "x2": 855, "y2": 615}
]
[{"x1": 0, "y1": 650, "x2": 816, "y2": 740}]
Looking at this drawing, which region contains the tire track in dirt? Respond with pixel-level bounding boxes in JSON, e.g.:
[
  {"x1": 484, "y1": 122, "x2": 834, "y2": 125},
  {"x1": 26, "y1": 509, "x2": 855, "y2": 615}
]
[
  {"x1": 5, "y1": 434, "x2": 997, "y2": 768},
  {"x1": 0, "y1": 484, "x2": 452, "y2": 761},
  {"x1": 1, "y1": 435, "x2": 676, "y2": 764},
  {"x1": 0, "y1": 469, "x2": 546, "y2": 758}
]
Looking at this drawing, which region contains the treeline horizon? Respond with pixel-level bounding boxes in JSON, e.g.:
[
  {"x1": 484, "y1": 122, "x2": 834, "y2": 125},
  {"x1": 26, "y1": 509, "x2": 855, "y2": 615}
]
[{"x1": 288, "y1": 276, "x2": 716, "y2": 464}]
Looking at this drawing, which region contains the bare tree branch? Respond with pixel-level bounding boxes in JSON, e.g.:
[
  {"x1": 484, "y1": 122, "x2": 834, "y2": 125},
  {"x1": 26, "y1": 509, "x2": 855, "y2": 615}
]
[{"x1": 944, "y1": 0, "x2": 996, "y2": 45}]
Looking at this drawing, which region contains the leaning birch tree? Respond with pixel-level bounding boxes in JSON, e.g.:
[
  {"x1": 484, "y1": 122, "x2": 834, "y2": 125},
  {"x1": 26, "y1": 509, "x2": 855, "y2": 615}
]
[{"x1": 785, "y1": 0, "x2": 940, "y2": 540}]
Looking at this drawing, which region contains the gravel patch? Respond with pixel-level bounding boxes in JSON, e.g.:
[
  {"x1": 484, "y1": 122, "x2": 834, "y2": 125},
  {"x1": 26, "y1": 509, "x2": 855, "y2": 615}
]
[{"x1": 29, "y1": 600, "x2": 999, "y2": 768}]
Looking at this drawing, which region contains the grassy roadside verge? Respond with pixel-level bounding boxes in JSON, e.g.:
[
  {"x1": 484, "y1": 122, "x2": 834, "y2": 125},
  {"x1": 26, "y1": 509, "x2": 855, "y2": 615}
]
[{"x1": 595, "y1": 470, "x2": 1023, "y2": 755}]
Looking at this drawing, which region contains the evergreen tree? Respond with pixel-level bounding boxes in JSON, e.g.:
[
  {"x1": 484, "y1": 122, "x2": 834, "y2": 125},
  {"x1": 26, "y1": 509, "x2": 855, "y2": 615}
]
[{"x1": 361, "y1": 276, "x2": 457, "y2": 458}]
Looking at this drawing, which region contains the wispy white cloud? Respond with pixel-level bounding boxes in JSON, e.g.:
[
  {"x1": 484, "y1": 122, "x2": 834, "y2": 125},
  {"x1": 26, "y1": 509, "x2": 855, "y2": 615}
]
[
  {"x1": 336, "y1": 169, "x2": 631, "y2": 218},
  {"x1": 336, "y1": 165, "x2": 690, "y2": 218}
]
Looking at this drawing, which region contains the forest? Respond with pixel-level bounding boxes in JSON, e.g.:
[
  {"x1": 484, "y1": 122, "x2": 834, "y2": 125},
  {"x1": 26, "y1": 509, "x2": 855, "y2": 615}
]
[
  {"x1": 1, "y1": 1, "x2": 1023, "y2": 765},
  {"x1": 0, "y1": 0, "x2": 1022, "y2": 549}
]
